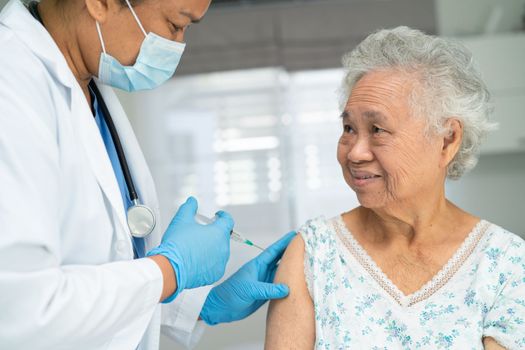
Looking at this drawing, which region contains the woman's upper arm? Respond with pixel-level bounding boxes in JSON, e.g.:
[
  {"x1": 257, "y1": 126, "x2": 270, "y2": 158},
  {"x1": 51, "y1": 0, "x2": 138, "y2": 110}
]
[{"x1": 265, "y1": 234, "x2": 315, "y2": 350}]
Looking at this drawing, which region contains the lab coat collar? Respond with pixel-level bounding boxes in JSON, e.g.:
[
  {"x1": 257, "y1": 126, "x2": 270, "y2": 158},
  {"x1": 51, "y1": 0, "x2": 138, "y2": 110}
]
[
  {"x1": 69, "y1": 84, "x2": 133, "y2": 253},
  {"x1": 0, "y1": 0, "x2": 78, "y2": 90}
]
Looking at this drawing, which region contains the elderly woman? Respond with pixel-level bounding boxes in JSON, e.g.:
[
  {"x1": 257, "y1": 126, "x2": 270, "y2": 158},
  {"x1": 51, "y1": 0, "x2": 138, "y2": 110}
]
[{"x1": 265, "y1": 27, "x2": 525, "y2": 349}]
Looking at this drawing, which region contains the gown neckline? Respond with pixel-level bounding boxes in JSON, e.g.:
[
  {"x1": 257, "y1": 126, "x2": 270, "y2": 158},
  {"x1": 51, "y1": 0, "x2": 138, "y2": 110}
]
[{"x1": 332, "y1": 216, "x2": 490, "y2": 307}]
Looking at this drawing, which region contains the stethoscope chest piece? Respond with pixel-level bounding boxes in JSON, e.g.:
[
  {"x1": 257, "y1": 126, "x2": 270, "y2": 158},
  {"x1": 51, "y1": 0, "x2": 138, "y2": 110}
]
[{"x1": 127, "y1": 202, "x2": 156, "y2": 238}]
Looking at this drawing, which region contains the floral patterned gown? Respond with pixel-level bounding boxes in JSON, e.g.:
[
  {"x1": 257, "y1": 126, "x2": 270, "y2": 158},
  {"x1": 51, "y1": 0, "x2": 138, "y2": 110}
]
[{"x1": 299, "y1": 216, "x2": 525, "y2": 349}]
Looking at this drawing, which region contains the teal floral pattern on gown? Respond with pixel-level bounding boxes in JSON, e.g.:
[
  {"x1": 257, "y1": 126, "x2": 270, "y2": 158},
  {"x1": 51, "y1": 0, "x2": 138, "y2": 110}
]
[{"x1": 299, "y1": 216, "x2": 525, "y2": 349}]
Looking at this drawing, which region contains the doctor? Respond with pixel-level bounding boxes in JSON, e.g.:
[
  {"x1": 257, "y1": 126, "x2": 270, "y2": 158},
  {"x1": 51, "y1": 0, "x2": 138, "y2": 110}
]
[{"x1": 0, "y1": 0, "x2": 295, "y2": 349}]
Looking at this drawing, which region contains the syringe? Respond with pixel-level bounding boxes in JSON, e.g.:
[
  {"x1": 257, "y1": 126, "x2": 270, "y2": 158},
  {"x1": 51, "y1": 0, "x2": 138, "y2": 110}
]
[{"x1": 195, "y1": 213, "x2": 264, "y2": 251}]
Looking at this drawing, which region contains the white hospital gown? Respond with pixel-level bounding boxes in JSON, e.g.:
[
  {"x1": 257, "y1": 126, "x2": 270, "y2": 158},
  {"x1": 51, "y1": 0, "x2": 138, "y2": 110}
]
[{"x1": 299, "y1": 216, "x2": 525, "y2": 350}]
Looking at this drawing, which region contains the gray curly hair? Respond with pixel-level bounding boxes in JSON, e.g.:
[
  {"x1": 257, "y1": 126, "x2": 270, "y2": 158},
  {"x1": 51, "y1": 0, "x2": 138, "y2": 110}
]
[{"x1": 340, "y1": 26, "x2": 497, "y2": 179}]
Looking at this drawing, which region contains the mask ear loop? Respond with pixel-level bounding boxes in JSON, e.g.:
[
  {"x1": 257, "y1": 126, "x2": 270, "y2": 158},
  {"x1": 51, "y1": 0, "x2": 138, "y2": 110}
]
[
  {"x1": 124, "y1": 0, "x2": 148, "y2": 37},
  {"x1": 95, "y1": 22, "x2": 107, "y2": 54}
]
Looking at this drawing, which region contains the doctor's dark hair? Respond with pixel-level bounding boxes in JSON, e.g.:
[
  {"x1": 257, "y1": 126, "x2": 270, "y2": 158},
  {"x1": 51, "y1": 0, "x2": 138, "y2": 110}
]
[{"x1": 340, "y1": 26, "x2": 497, "y2": 180}]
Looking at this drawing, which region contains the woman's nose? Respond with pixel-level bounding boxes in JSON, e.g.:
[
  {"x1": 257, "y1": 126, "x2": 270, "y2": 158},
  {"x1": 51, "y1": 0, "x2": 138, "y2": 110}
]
[{"x1": 347, "y1": 136, "x2": 374, "y2": 163}]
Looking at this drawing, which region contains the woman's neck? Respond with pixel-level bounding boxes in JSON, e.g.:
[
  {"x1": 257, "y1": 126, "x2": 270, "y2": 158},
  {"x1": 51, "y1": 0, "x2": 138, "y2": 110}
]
[
  {"x1": 358, "y1": 194, "x2": 470, "y2": 247},
  {"x1": 38, "y1": 0, "x2": 92, "y2": 103}
]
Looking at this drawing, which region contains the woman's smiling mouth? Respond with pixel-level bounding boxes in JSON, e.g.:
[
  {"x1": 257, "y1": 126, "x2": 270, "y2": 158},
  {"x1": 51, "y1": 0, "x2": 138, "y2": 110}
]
[{"x1": 350, "y1": 170, "x2": 381, "y2": 186}]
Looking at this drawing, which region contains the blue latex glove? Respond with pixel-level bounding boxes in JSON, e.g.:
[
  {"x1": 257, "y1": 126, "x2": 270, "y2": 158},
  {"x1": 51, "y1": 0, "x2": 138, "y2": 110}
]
[
  {"x1": 147, "y1": 197, "x2": 233, "y2": 303},
  {"x1": 199, "y1": 231, "x2": 296, "y2": 325}
]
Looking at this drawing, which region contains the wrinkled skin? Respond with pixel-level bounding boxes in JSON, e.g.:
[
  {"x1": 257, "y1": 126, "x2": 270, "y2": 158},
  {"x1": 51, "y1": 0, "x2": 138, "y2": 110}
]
[{"x1": 337, "y1": 69, "x2": 449, "y2": 217}]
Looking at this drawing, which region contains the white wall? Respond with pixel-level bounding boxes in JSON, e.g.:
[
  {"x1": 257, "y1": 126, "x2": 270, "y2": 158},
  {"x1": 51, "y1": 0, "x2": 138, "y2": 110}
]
[
  {"x1": 446, "y1": 153, "x2": 525, "y2": 236},
  {"x1": 436, "y1": 0, "x2": 525, "y2": 36}
]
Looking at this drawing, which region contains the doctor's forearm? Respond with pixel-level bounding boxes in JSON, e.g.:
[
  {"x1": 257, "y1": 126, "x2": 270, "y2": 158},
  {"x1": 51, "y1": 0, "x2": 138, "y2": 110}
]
[{"x1": 148, "y1": 255, "x2": 177, "y2": 302}]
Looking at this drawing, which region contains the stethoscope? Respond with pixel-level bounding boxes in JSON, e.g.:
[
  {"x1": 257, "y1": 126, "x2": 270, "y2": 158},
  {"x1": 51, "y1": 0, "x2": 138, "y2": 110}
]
[
  {"x1": 28, "y1": 1, "x2": 155, "y2": 238},
  {"x1": 89, "y1": 81, "x2": 156, "y2": 238}
]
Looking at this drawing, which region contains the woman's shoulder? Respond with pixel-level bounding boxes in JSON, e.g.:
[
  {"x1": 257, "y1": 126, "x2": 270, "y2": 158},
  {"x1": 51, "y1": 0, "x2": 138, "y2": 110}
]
[
  {"x1": 478, "y1": 221, "x2": 525, "y2": 275},
  {"x1": 297, "y1": 214, "x2": 344, "y2": 255},
  {"x1": 297, "y1": 215, "x2": 330, "y2": 234},
  {"x1": 482, "y1": 222, "x2": 525, "y2": 255},
  {"x1": 297, "y1": 215, "x2": 341, "y2": 239},
  {"x1": 477, "y1": 223, "x2": 525, "y2": 347}
]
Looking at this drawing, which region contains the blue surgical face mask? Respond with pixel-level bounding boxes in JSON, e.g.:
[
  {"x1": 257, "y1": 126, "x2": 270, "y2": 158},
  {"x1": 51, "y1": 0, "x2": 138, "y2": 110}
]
[{"x1": 95, "y1": 0, "x2": 186, "y2": 92}]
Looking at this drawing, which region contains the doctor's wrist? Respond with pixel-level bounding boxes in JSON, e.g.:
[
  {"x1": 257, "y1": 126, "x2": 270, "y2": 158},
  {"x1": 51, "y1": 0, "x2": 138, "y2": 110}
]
[{"x1": 147, "y1": 255, "x2": 178, "y2": 303}]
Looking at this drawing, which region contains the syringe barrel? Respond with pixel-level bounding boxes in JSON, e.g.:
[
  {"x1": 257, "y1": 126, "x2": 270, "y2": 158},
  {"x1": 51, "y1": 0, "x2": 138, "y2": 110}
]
[
  {"x1": 195, "y1": 213, "x2": 213, "y2": 225},
  {"x1": 195, "y1": 213, "x2": 250, "y2": 244},
  {"x1": 230, "y1": 231, "x2": 246, "y2": 243}
]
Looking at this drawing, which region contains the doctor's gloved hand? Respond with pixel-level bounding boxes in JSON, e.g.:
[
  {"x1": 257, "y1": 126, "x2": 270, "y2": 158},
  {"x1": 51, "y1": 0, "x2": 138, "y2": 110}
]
[
  {"x1": 147, "y1": 197, "x2": 233, "y2": 303},
  {"x1": 199, "y1": 231, "x2": 296, "y2": 325}
]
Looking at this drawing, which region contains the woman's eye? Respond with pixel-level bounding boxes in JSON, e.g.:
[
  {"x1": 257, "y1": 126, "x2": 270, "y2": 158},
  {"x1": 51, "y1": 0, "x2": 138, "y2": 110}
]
[
  {"x1": 372, "y1": 126, "x2": 386, "y2": 134},
  {"x1": 343, "y1": 125, "x2": 354, "y2": 133}
]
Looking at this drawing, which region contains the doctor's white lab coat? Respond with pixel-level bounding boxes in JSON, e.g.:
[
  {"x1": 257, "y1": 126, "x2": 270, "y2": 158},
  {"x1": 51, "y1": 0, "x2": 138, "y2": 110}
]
[{"x1": 0, "y1": 1, "x2": 210, "y2": 348}]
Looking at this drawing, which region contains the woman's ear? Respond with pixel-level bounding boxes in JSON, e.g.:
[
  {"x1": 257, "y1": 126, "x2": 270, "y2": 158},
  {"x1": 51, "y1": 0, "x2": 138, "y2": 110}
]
[
  {"x1": 440, "y1": 118, "x2": 463, "y2": 168},
  {"x1": 84, "y1": 0, "x2": 111, "y2": 23}
]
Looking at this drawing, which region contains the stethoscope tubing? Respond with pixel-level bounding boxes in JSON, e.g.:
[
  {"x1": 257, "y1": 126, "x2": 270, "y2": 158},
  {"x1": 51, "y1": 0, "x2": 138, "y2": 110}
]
[
  {"x1": 89, "y1": 81, "x2": 156, "y2": 238},
  {"x1": 88, "y1": 81, "x2": 139, "y2": 203}
]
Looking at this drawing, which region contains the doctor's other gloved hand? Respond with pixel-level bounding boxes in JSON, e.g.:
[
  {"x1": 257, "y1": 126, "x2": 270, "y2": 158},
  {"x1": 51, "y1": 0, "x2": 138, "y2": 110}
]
[
  {"x1": 199, "y1": 231, "x2": 296, "y2": 325},
  {"x1": 147, "y1": 197, "x2": 233, "y2": 303}
]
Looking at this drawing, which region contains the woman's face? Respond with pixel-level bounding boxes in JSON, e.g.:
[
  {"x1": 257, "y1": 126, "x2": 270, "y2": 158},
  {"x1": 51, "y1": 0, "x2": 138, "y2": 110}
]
[
  {"x1": 337, "y1": 70, "x2": 446, "y2": 210},
  {"x1": 87, "y1": 0, "x2": 210, "y2": 66}
]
